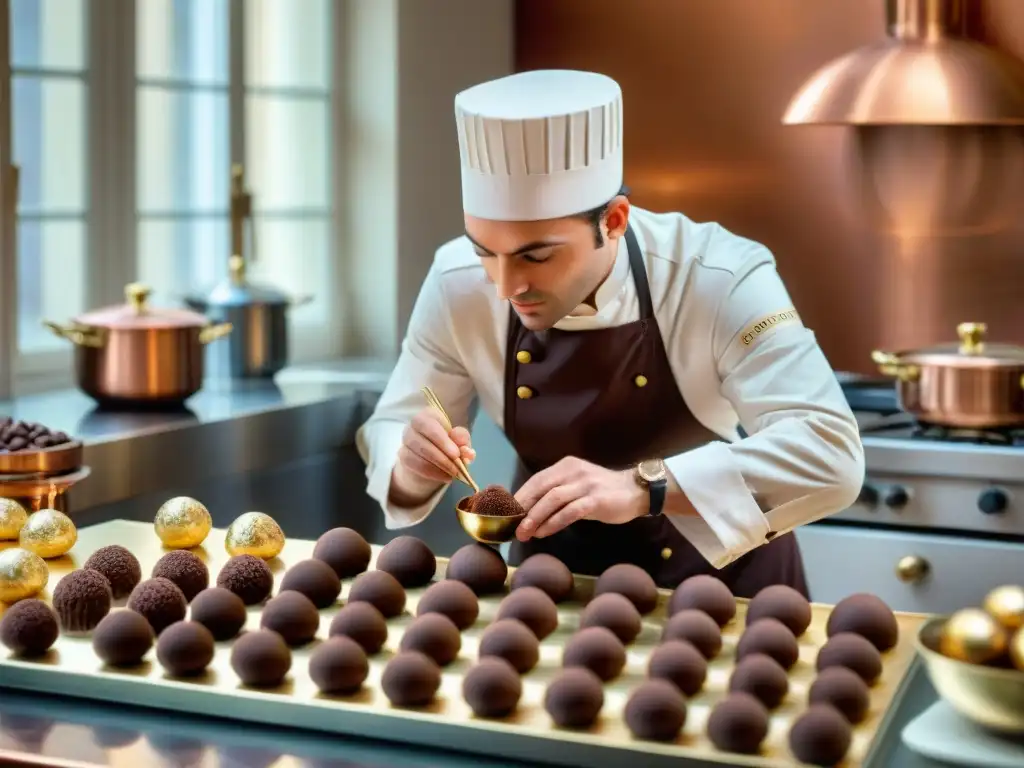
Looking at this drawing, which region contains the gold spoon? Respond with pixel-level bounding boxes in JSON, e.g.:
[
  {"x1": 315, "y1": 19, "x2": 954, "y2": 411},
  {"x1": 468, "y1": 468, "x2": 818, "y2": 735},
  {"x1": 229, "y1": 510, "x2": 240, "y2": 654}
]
[{"x1": 421, "y1": 386, "x2": 480, "y2": 494}]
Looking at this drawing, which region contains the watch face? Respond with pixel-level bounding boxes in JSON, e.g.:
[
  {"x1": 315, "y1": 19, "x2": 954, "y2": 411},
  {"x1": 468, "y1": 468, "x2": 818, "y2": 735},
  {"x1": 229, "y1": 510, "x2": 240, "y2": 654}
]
[{"x1": 638, "y1": 459, "x2": 666, "y2": 483}]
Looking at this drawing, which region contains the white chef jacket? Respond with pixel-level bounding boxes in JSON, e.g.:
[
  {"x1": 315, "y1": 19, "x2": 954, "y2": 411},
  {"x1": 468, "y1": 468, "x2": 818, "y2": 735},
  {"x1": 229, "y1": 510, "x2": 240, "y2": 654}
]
[{"x1": 356, "y1": 206, "x2": 864, "y2": 568}]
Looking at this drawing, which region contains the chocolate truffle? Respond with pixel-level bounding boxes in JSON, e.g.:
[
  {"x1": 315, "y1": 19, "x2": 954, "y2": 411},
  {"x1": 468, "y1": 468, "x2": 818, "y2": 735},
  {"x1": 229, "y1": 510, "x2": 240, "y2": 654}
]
[
  {"x1": 152, "y1": 550, "x2": 209, "y2": 602},
  {"x1": 156, "y1": 620, "x2": 215, "y2": 676},
  {"x1": 381, "y1": 650, "x2": 442, "y2": 707},
  {"x1": 445, "y1": 543, "x2": 508, "y2": 595},
  {"x1": 308, "y1": 636, "x2": 369, "y2": 694},
  {"x1": 706, "y1": 692, "x2": 770, "y2": 755},
  {"x1": 470, "y1": 485, "x2": 525, "y2": 517},
  {"x1": 788, "y1": 704, "x2": 853, "y2": 766},
  {"x1": 280, "y1": 558, "x2": 341, "y2": 609},
  {"x1": 128, "y1": 577, "x2": 188, "y2": 635},
  {"x1": 746, "y1": 584, "x2": 812, "y2": 637},
  {"x1": 581, "y1": 592, "x2": 642, "y2": 644},
  {"x1": 510, "y1": 553, "x2": 574, "y2": 603},
  {"x1": 52, "y1": 569, "x2": 113, "y2": 632},
  {"x1": 463, "y1": 657, "x2": 522, "y2": 718},
  {"x1": 816, "y1": 632, "x2": 883, "y2": 685},
  {"x1": 375, "y1": 536, "x2": 436, "y2": 588},
  {"x1": 669, "y1": 575, "x2": 736, "y2": 626},
  {"x1": 478, "y1": 618, "x2": 540, "y2": 674},
  {"x1": 399, "y1": 612, "x2": 462, "y2": 666},
  {"x1": 826, "y1": 593, "x2": 899, "y2": 652},
  {"x1": 736, "y1": 618, "x2": 800, "y2": 670},
  {"x1": 496, "y1": 586, "x2": 558, "y2": 639},
  {"x1": 260, "y1": 590, "x2": 320, "y2": 646},
  {"x1": 648, "y1": 639, "x2": 708, "y2": 697},
  {"x1": 729, "y1": 653, "x2": 789, "y2": 709},
  {"x1": 661, "y1": 608, "x2": 723, "y2": 659},
  {"x1": 189, "y1": 587, "x2": 247, "y2": 641},
  {"x1": 347, "y1": 569, "x2": 406, "y2": 618},
  {"x1": 809, "y1": 666, "x2": 871, "y2": 724},
  {"x1": 544, "y1": 667, "x2": 604, "y2": 728},
  {"x1": 312, "y1": 527, "x2": 371, "y2": 579},
  {"x1": 231, "y1": 629, "x2": 292, "y2": 687},
  {"x1": 563, "y1": 626, "x2": 626, "y2": 681},
  {"x1": 0, "y1": 599, "x2": 58, "y2": 656},
  {"x1": 417, "y1": 579, "x2": 479, "y2": 630},
  {"x1": 624, "y1": 679, "x2": 688, "y2": 742},
  {"x1": 216, "y1": 555, "x2": 274, "y2": 606},
  {"x1": 595, "y1": 563, "x2": 658, "y2": 615},
  {"x1": 83, "y1": 545, "x2": 142, "y2": 600},
  {"x1": 328, "y1": 601, "x2": 388, "y2": 654},
  {"x1": 92, "y1": 609, "x2": 154, "y2": 666}
]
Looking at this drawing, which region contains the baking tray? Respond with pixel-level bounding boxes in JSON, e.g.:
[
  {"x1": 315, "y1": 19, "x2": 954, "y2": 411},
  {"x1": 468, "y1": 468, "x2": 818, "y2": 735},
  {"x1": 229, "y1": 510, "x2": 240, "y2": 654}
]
[{"x1": 0, "y1": 521, "x2": 928, "y2": 768}]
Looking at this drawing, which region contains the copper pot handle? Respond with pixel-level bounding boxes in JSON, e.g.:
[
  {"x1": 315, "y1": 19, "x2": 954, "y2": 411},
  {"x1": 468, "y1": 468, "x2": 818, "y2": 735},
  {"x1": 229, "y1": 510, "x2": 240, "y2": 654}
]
[
  {"x1": 199, "y1": 322, "x2": 233, "y2": 344},
  {"x1": 41, "y1": 320, "x2": 106, "y2": 348},
  {"x1": 871, "y1": 350, "x2": 921, "y2": 382}
]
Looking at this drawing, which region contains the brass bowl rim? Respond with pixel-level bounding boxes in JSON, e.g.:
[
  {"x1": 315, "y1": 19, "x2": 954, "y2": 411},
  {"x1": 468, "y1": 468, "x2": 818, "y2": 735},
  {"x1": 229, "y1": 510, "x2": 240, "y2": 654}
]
[
  {"x1": 915, "y1": 615, "x2": 1024, "y2": 684},
  {"x1": 455, "y1": 495, "x2": 527, "y2": 521}
]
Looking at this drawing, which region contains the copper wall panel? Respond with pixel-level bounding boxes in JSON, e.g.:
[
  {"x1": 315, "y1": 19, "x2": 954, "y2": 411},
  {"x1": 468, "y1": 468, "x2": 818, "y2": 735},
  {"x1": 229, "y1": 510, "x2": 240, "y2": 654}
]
[{"x1": 515, "y1": 0, "x2": 1024, "y2": 373}]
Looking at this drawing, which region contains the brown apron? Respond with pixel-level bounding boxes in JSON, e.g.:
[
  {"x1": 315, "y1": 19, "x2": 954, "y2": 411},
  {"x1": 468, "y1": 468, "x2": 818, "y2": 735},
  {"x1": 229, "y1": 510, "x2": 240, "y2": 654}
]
[{"x1": 503, "y1": 226, "x2": 808, "y2": 599}]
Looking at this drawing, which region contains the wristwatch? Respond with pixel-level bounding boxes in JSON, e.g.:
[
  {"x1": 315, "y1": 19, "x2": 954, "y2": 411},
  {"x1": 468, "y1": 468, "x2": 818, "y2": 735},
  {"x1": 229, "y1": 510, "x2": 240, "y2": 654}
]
[{"x1": 634, "y1": 458, "x2": 668, "y2": 517}]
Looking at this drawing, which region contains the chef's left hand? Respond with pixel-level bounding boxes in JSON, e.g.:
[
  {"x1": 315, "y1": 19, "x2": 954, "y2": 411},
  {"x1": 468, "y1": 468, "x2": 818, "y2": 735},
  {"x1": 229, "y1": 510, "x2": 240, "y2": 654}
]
[{"x1": 514, "y1": 457, "x2": 646, "y2": 541}]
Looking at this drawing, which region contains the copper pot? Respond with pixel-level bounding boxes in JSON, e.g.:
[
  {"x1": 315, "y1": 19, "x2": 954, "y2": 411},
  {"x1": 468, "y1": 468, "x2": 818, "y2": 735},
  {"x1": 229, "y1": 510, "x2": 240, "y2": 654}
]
[
  {"x1": 43, "y1": 283, "x2": 232, "y2": 405},
  {"x1": 871, "y1": 322, "x2": 1024, "y2": 429}
]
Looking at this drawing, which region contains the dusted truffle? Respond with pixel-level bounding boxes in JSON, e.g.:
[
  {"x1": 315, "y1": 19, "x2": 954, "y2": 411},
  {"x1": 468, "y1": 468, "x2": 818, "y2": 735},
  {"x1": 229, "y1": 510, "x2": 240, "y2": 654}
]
[
  {"x1": 729, "y1": 653, "x2": 789, "y2": 709},
  {"x1": 375, "y1": 536, "x2": 436, "y2": 588},
  {"x1": 706, "y1": 692, "x2": 770, "y2": 755},
  {"x1": 581, "y1": 592, "x2": 642, "y2": 644},
  {"x1": 399, "y1": 612, "x2": 462, "y2": 666},
  {"x1": 496, "y1": 586, "x2": 558, "y2": 639},
  {"x1": 260, "y1": 590, "x2": 320, "y2": 646},
  {"x1": 736, "y1": 618, "x2": 800, "y2": 670},
  {"x1": 563, "y1": 626, "x2": 626, "y2": 681},
  {"x1": 544, "y1": 667, "x2": 604, "y2": 728},
  {"x1": 156, "y1": 620, "x2": 215, "y2": 676},
  {"x1": 83, "y1": 545, "x2": 142, "y2": 600},
  {"x1": 788, "y1": 704, "x2": 853, "y2": 766},
  {"x1": 746, "y1": 584, "x2": 812, "y2": 637},
  {"x1": 648, "y1": 639, "x2": 708, "y2": 697},
  {"x1": 510, "y1": 553, "x2": 574, "y2": 603},
  {"x1": 347, "y1": 570, "x2": 406, "y2": 618},
  {"x1": 661, "y1": 608, "x2": 723, "y2": 659},
  {"x1": 470, "y1": 485, "x2": 525, "y2": 517},
  {"x1": 809, "y1": 666, "x2": 871, "y2": 724},
  {"x1": 478, "y1": 618, "x2": 540, "y2": 674},
  {"x1": 463, "y1": 657, "x2": 522, "y2": 718},
  {"x1": 417, "y1": 579, "x2": 479, "y2": 630},
  {"x1": 308, "y1": 636, "x2": 369, "y2": 694},
  {"x1": 189, "y1": 587, "x2": 247, "y2": 641},
  {"x1": 92, "y1": 609, "x2": 154, "y2": 666},
  {"x1": 595, "y1": 563, "x2": 658, "y2": 615},
  {"x1": 216, "y1": 555, "x2": 274, "y2": 606},
  {"x1": 381, "y1": 650, "x2": 442, "y2": 707},
  {"x1": 231, "y1": 629, "x2": 292, "y2": 687},
  {"x1": 624, "y1": 679, "x2": 687, "y2": 742},
  {"x1": 816, "y1": 632, "x2": 883, "y2": 685},
  {"x1": 312, "y1": 527, "x2": 371, "y2": 579},
  {"x1": 328, "y1": 601, "x2": 388, "y2": 654},
  {"x1": 826, "y1": 593, "x2": 899, "y2": 652},
  {"x1": 0, "y1": 599, "x2": 58, "y2": 656},
  {"x1": 128, "y1": 577, "x2": 188, "y2": 635},
  {"x1": 669, "y1": 575, "x2": 736, "y2": 626},
  {"x1": 445, "y1": 543, "x2": 508, "y2": 595},
  {"x1": 152, "y1": 550, "x2": 209, "y2": 602},
  {"x1": 53, "y1": 569, "x2": 113, "y2": 632}
]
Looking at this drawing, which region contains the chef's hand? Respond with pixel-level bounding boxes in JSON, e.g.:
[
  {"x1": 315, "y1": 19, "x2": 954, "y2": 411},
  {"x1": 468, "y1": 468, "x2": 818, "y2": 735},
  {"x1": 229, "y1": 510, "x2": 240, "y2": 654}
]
[
  {"x1": 391, "y1": 408, "x2": 476, "y2": 505},
  {"x1": 514, "y1": 457, "x2": 646, "y2": 541}
]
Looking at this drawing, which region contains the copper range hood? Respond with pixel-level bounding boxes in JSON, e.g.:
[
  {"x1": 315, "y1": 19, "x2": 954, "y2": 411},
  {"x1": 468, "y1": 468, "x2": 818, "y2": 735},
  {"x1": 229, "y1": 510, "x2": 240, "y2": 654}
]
[{"x1": 783, "y1": 0, "x2": 1024, "y2": 125}]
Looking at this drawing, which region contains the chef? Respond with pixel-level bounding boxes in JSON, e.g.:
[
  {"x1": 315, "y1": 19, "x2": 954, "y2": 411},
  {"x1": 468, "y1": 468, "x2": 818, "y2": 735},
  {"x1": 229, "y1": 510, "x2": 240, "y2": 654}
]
[{"x1": 357, "y1": 70, "x2": 864, "y2": 597}]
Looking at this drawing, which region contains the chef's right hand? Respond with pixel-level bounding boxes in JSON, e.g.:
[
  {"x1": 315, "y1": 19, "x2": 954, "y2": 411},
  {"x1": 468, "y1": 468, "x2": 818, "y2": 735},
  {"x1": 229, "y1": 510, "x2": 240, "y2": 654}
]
[{"x1": 393, "y1": 408, "x2": 475, "y2": 494}]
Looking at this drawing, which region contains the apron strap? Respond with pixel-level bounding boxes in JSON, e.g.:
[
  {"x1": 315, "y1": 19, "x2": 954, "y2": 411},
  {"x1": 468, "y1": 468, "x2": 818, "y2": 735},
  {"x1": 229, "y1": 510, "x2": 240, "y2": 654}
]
[{"x1": 624, "y1": 225, "x2": 654, "y2": 320}]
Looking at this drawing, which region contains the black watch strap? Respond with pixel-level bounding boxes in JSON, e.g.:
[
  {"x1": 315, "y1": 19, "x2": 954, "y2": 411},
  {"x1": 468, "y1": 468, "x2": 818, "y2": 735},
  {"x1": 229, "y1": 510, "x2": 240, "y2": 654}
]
[{"x1": 647, "y1": 478, "x2": 668, "y2": 517}]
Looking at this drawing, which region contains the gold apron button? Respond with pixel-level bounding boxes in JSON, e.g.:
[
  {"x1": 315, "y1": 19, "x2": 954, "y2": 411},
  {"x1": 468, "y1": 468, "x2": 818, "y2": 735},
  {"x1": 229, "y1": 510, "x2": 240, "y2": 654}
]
[
  {"x1": 516, "y1": 350, "x2": 532, "y2": 364},
  {"x1": 516, "y1": 386, "x2": 534, "y2": 400},
  {"x1": 634, "y1": 374, "x2": 648, "y2": 388},
  {"x1": 661, "y1": 547, "x2": 672, "y2": 560}
]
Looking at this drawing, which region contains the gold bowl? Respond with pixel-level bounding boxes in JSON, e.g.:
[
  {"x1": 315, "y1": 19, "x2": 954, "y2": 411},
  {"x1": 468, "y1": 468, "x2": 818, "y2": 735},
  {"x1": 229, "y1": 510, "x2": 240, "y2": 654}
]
[
  {"x1": 455, "y1": 496, "x2": 525, "y2": 545},
  {"x1": 916, "y1": 616, "x2": 1024, "y2": 733}
]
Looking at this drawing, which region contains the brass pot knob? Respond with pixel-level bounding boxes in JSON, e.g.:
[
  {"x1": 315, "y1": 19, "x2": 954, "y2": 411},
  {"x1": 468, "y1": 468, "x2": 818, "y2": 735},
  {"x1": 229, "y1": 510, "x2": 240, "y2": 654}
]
[
  {"x1": 895, "y1": 554, "x2": 930, "y2": 584},
  {"x1": 125, "y1": 282, "x2": 152, "y2": 313},
  {"x1": 957, "y1": 321, "x2": 987, "y2": 354}
]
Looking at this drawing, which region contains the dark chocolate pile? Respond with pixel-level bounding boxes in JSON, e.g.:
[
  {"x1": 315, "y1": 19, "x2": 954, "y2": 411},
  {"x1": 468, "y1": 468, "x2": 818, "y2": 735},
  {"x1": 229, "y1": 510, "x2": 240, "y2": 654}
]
[
  {"x1": 0, "y1": 417, "x2": 72, "y2": 452},
  {"x1": 470, "y1": 485, "x2": 525, "y2": 517}
]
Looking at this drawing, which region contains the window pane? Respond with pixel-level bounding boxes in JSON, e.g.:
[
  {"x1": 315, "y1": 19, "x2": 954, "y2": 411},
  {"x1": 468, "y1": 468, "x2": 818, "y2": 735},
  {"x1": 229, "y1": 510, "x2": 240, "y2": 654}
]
[
  {"x1": 138, "y1": 87, "x2": 230, "y2": 213},
  {"x1": 137, "y1": 218, "x2": 230, "y2": 302},
  {"x1": 11, "y1": 0, "x2": 86, "y2": 71},
  {"x1": 245, "y1": 96, "x2": 328, "y2": 211},
  {"x1": 251, "y1": 217, "x2": 329, "y2": 326},
  {"x1": 17, "y1": 219, "x2": 87, "y2": 352},
  {"x1": 12, "y1": 77, "x2": 87, "y2": 213},
  {"x1": 137, "y1": 0, "x2": 229, "y2": 84},
  {"x1": 245, "y1": 0, "x2": 328, "y2": 90}
]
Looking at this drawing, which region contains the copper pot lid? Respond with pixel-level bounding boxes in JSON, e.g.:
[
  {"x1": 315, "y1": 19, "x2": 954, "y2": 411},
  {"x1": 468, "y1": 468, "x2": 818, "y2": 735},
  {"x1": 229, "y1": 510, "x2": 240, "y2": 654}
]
[
  {"x1": 75, "y1": 283, "x2": 209, "y2": 330},
  {"x1": 896, "y1": 323, "x2": 1024, "y2": 368}
]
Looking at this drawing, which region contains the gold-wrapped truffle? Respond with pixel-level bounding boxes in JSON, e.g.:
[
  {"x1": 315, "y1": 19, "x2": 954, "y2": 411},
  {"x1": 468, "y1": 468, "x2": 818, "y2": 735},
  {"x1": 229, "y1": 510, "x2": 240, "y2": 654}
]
[
  {"x1": 18, "y1": 509, "x2": 77, "y2": 559},
  {"x1": 0, "y1": 547, "x2": 49, "y2": 603},
  {"x1": 0, "y1": 498, "x2": 29, "y2": 540},
  {"x1": 154, "y1": 496, "x2": 212, "y2": 549},
  {"x1": 939, "y1": 608, "x2": 1009, "y2": 665},
  {"x1": 983, "y1": 585, "x2": 1024, "y2": 632},
  {"x1": 1009, "y1": 628, "x2": 1024, "y2": 672},
  {"x1": 225, "y1": 512, "x2": 284, "y2": 559}
]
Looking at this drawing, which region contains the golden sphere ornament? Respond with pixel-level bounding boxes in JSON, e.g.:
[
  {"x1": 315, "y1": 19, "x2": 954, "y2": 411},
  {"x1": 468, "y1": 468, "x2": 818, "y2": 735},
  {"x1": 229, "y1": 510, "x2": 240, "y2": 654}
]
[
  {"x1": 983, "y1": 585, "x2": 1024, "y2": 632},
  {"x1": 939, "y1": 608, "x2": 1009, "y2": 665},
  {"x1": 1009, "y1": 629, "x2": 1024, "y2": 672},
  {"x1": 0, "y1": 547, "x2": 49, "y2": 603},
  {"x1": 225, "y1": 512, "x2": 285, "y2": 559},
  {"x1": 18, "y1": 509, "x2": 77, "y2": 559},
  {"x1": 0, "y1": 497, "x2": 29, "y2": 540},
  {"x1": 154, "y1": 496, "x2": 212, "y2": 549}
]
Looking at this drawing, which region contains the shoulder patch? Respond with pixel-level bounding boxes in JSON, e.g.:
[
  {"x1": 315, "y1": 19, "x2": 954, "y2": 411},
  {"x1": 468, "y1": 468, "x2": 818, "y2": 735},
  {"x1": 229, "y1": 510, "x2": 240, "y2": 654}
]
[{"x1": 740, "y1": 308, "x2": 801, "y2": 347}]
